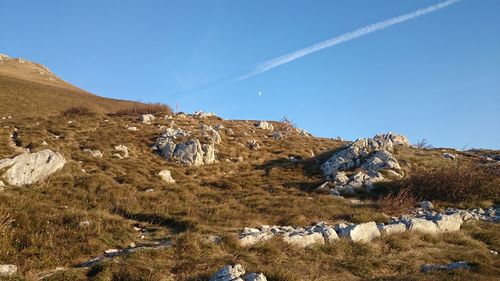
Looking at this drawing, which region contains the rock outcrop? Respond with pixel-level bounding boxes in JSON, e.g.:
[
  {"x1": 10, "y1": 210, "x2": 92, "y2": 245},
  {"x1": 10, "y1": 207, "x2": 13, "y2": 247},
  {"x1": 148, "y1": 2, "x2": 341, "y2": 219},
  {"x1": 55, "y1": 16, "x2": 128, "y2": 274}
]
[
  {"x1": 255, "y1": 121, "x2": 273, "y2": 131},
  {"x1": 321, "y1": 132, "x2": 408, "y2": 195},
  {"x1": 0, "y1": 149, "x2": 66, "y2": 186},
  {"x1": 154, "y1": 128, "x2": 216, "y2": 166}
]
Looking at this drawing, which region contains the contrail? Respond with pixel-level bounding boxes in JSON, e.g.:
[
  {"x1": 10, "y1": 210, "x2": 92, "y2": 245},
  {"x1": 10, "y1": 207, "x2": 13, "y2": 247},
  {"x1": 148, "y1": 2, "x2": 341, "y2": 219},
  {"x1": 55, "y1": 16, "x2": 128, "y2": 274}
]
[{"x1": 239, "y1": 0, "x2": 461, "y2": 80}]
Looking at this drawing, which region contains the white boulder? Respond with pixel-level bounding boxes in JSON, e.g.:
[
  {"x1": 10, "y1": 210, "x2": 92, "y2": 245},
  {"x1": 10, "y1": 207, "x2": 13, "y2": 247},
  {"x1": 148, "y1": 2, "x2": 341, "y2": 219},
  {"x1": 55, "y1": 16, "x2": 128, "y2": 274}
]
[
  {"x1": 378, "y1": 223, "x2": 407, "y2": 235},
  {"x1": 255, "y1": 121, "x2": 273, "y2": 131},
  {"x1": 433, "y1": 213, "x2": 463, "y2": 232},
  {"x1": 0, "y1": 264, "x2": 17, "y2": 277},
  {"x1": 141, "y1": 114, "x2": 155, "y2": 124},
  {"x1": 283, "y1": 231, "x2": 325, "y2": 247},
  {"x1": 405, "y1": 218, "x2": 438, "y2": 234},
  {"x1": 340, "y1": 222, "x2": 381, "y2": 243},
  {"x1": 0, "y1": 149, "x2": 66, "y2": 186},
  {"x1": 159, "y1": 170, "x2": 175, "y2": 184}
]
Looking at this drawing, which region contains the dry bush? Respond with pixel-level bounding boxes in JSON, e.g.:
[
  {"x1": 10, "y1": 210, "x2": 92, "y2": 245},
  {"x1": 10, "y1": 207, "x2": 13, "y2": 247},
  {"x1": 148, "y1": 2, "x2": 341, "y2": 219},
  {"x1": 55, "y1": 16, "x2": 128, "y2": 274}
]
[
  {"x1": 413, "y1": 139, "x2": 432, "y2": 149},
  {"x1": 112, "y1": 102, "x2": 172, "y2": 116},
  {"x1": 274, "y1": 116, "x2": 295, "y2": 135},
  {"x1": 404, "y1": 163, "x2": 500, "y2": 203},
  {"x1": 377, "y1": 187, "x2": 418, "y2": 217},
  {"x1": 61, "y1": 106, "x2": 95, "y2": 117}
]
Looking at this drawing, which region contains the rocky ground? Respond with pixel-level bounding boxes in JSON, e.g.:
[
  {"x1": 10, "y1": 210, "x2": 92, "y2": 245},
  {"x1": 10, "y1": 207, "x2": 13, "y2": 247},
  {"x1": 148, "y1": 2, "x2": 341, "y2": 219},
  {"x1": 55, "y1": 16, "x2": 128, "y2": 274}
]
[{"x1": 0, "y1": 111, "x2": 499, "y2": 281}]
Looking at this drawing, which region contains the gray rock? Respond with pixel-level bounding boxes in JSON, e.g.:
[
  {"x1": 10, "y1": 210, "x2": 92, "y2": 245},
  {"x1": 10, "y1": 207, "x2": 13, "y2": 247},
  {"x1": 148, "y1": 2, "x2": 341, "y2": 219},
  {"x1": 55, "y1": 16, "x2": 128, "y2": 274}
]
[
  {"x1": 405, "y1": 218, "x2": 438, "y2": 234},
  {"x1": 433, "y1": 213, "x2": 463, "y2": 232},
  {"x1": 420, "y1": 201, "x2": 434, "y2": 210},
  {"x1": 113, "y1": 145, "x2": 129, "y2": 158},
  {"x1": 283, "y1": 231, "x2": 325, "y2": 247},
  {"x1": 442, "y1": 153, "x2": 457, "y2": 160},
  {"x1": 209, "y1": 264, "x2": 246, "y2": 281},
  {"x1": 421, "y1": 261, "x2": 471, "y2": 273},
  {"x1": 244, "y1": 273, "x2": 267, "y2": 281},
  {"x1": 0, "y1": 149, "x2": 66, "y2": 186},
  {"x1": 83, "y1": 148, "x2": 103, "y2": 158}
]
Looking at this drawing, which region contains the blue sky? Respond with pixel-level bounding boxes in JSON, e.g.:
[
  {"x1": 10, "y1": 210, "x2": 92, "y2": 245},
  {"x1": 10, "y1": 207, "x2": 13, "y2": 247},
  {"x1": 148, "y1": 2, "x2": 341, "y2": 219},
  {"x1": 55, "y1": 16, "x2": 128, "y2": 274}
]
[{"x1": 1, "y1": 0, "x2": 499, "y2": 149}]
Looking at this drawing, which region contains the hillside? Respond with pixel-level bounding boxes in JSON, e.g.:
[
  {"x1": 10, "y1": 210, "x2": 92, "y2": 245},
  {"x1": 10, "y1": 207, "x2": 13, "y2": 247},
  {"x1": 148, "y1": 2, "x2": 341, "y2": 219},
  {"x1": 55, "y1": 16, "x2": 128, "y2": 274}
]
[
  {"x1": 0, "y1": 54, "x2": 141, "y2": 117},
  {"x1": 0, "y1": 56, "x2": 499, "y2": 281}
]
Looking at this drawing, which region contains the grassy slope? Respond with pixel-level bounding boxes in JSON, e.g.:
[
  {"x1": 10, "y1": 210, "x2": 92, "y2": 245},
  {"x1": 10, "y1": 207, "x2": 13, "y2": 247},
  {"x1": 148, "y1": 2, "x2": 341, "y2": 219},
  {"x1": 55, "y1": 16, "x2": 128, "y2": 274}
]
[
  {"x1": 0, "y1": 113, "x2": 498, "y2": 281},
  {"x1": 0, "y1": 58, "x2": 141, "y2": 117}
]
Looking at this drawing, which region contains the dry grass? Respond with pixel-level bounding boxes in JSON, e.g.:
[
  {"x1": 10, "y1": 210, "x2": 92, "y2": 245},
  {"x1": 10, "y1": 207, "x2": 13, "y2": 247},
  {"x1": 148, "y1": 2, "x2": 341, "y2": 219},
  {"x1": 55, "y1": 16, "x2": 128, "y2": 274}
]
[
  {"x1": 111, "y1": 103, "x2": 173, "y2": 116},
  {"x1": 0, "y1": 113, "x2": 498, "y2": 280},
  {"x1": 61, "y1": 106, "x2": 96, "y2": 117},
  {"x1": 378, "y1": 187, "x2": 418, "y2": 217}
]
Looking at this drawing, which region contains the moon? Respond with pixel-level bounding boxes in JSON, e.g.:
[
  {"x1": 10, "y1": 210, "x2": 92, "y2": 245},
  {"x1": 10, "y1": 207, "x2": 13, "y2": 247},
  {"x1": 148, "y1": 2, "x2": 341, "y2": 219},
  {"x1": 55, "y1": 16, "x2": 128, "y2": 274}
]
[{"x1": 258, "y1": 91, "x2": 262, "y2": 96}]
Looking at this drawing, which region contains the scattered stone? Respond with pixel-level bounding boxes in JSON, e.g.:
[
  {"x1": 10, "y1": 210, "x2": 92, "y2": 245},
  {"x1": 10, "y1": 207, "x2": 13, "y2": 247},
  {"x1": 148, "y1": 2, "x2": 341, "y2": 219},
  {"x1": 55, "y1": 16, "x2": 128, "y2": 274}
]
[
  {"x1": 421, "y1": 261, "x2": 471, "y2": 273},
  {"x1": 255, "y1": 121, "x2": 273, "y2": 131},
  {"x1": 283, "y1": 231, "x2": 325, "y2": 247},
  {"x1": 79, "y1": 220, "x2": 91, "y2": 227},
  {"x1": 0, "y1": 149, "x2": 66, "y2": 186},
  {"x1": 113, "y1": 145, "x2": 129, "y2": 158},
  {"x1": 209, "y1": 264, "x2": 267, "y2": 281},
  {"x1": 159, "y1": 169, "x2": 176, "y2": 184},
  {"x1": 442, "y1": 152, "x2": 457, "y2": 160},
  {"x1": 41, "y1": 141, "x2": 48, "y2": 146},
  {"x1": 83, "y1": 148, "x2": 103, "y2": 158},
  {"x1": 144, "y1": 188, "x2": 155, "y2": 193},
  {"x1": 248, "y1": 140, "x2": 260, "y2": 151},
  {"x1": 127, "y1": 126, "x2": 138, "y2": 131},
  {"x1": 295, "y1": 128, "x2": 310, "y2": 136},
  {"x1": 273, "y1": 131, "x2": 284, "y2": 140},
  {"x1": 104, "y1": 249, "x2": 119, "y2": 255},
  {"x1": 0, "y1": 265, "x2": 17, "y2": 277},
  {"x1": 420, "y1": 201, "x2": 434, "y2": 210},
  {"x1": 433, "y1": 213, "x2": 463, "y2": 232},
  {"x1": 141, "y1": 114, "x2": 156, "y2": 124}
]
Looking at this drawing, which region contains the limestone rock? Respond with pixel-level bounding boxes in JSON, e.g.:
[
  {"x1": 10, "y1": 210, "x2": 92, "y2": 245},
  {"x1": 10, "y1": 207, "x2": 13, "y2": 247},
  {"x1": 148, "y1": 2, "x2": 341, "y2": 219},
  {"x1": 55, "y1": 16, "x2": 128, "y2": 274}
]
[
  {"x1": 421, "y1": 261, "x2": 471, "y2": 273},
  {"x1": 442, "y1": 153, "x2": 457, "y2": 160},
  {"x1": 340, "y1": 222, "x2": 381, "y2": 243},
  {"x1": 405, "y1": 218, "x2": 438, "y2": 234},
  {"x1": 159, "y1": 170, "x2": 176, "y2": 184},
  {"x1": 0, "y1": 265, "x2": 17, "y2": 277},
  {"x1": 244, "y1": 272, "x2": 267, "y2": 281},
  {"x1": 248, "y1": 140, "x2": 260, "y2": 151},
  {"x1": 209, "y1": 264, "x2": 245, "y2": 281},
  {"x1": 141, "y1": 114, "x2": 155, "y2": 124},
  {"x1": 255, "y1": 121, "x2": 273, "y2": 131},
  {"x1": 361, "y1": 150, "x2": 401, "y2": 172},
  {"x1": 420, "y1": 201, "x2": 434, "y2": 210},
  {"x1": 0, "y1": 149, "x2": 66, "y2": 186},
  {"x1": 83, "y1": 148, "x2": 103, "y2": 158},
  {"x1": 378, "y1": 223, "x2": 407, "y2": 235},
  {"x1": 283, "y1": 231, "x2": 325, "y2": 247},
  {"x1": 193, "y1": 110, "x2": 217, "y2": 118},
  {"x1": 113, "y1": 145, "x2": 129, "y2": 158},
  {"x1": 433, "y1": 213, "x2": 463, "y2": 232}
]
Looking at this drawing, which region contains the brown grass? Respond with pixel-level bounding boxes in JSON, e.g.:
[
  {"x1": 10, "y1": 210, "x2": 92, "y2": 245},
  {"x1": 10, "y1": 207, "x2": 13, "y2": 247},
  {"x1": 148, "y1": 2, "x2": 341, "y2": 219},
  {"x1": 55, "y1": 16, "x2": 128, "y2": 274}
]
[
  {"x1": 404, "y1": 163, "x2": 500, "y2": 204},
  {"x1": 61, "y1": 106, "x2": 96, "y2": 117},
  {"x1": 378, "y1": 186, "x2": 418, "y2": 217},
  {"x1": 112, "y1": 103, "x2": 173, "y2": 116}
]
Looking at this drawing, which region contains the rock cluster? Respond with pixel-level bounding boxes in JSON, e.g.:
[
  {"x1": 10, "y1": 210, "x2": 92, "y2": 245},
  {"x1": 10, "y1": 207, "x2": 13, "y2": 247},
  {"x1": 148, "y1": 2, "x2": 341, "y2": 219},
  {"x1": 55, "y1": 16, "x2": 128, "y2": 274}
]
[
  {"x1": 154, "y1": 128, "x2": 216, "y2": 166},
  {"x1": 0, "y1": 149, "x2": 66, "y2": 186},
  {"x1": 255, "y1": 121, "x2": 273, "y2": 131},
  {"x1": 321, "y1": 132, "x2": 409, "y2": 195},
  {"x1": 442, "y1": 152, "x2": 458, "y2": 160},
  {"x1": 193, "y1": 110, "x2": 217, "y2": 118},
  {"x1": 237, "y1": 205, "x2": 492, "y2": 247},
  {"x1": 209, "y1": 264, "x2": 267, "y2": 281}
]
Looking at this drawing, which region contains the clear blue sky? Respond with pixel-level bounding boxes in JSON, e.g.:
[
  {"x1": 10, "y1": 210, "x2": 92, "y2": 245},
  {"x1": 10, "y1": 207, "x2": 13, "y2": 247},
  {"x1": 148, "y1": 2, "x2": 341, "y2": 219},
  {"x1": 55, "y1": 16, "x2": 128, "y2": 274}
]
[{"x1": 1, "y1": 0, "x2": 499, "y2": 149}]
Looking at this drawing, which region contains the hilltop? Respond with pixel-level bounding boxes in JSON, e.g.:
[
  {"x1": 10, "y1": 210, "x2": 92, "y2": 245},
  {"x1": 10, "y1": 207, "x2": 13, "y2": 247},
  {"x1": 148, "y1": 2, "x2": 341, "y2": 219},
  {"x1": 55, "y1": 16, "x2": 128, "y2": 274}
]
[
  {"x1": 0, "y1": 54, "x2": 142, "y2": 117},
  {"x1": 0, "y1": 56, "x2": 498, "y2": 281}
]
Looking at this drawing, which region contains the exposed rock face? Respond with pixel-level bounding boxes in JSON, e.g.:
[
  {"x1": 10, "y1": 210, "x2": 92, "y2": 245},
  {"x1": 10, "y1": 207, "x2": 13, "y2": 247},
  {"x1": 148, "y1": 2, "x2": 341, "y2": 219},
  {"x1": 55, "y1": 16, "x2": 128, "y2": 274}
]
[
  {"x1": 159, "y1": 170, "x2": 175, "y2": 184},
  {"x1": 0, "y1": 149, "x2": 66, "y2": 186},
  {"x1": 0, "y1": 264, "x2": 17, "y2": 277},
  {"x1": 140, "y1": 114, "x2": 155, "y2": 124},
  {"x1": 255, "y1": 121, "x2": 273, "y2": 131},
  {"x1": 209, "y1": 264, "x2": 267, "y2": 281},
  {"x1": 339, "y1": 222, "x2": 381, "y2": 243},
  {"x1": 154, "y1": 128, "x2": 216, "y2": 166},
  {"x1": 321, "y1": 132, "x2": 408, "y2": 195}
]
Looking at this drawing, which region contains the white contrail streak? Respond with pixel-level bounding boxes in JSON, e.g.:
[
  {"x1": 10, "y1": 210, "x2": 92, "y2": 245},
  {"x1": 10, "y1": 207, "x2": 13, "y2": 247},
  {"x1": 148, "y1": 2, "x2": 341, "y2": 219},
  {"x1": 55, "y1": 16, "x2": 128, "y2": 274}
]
[{"x1": 239, "y1": 0, "x2": 461, "y2": 80}]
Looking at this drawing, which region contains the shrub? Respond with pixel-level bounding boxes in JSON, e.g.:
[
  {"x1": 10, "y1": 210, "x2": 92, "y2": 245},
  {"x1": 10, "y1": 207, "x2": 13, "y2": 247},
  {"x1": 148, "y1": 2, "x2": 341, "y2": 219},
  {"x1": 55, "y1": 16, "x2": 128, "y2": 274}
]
[
  {"x1": 404, "y1": 163, "x2": 500, "y2": 203},
  {"x1": 61, "y1": 106, "x2": 95, "y2": 117},
  {"x1": 377, "y1": 186, "x2": 418, "y2": 216},
  {"x1": 413, "y1": 139, "x2": 433, "y2": 149},
  {"x1": 113, "y1": 103, "x2": 172, "y2": 116}
]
